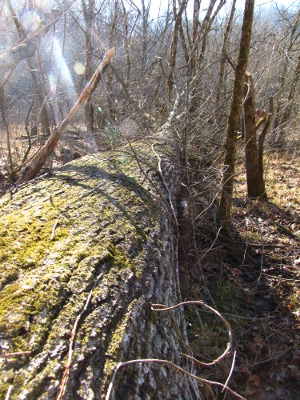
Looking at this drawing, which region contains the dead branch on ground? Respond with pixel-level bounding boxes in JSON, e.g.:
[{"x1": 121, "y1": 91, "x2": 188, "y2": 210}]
[{"x1": 16, "y1": 48, "x2": 115, "y2": 185}]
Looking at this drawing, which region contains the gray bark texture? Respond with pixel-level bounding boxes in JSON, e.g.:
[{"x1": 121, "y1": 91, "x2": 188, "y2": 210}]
[
  {"x1": 218, "y1": 0, "x2": 254, "y2": 227},
  {"x1": 0, "y1": 138, "x2": 197, "y2": 399}
]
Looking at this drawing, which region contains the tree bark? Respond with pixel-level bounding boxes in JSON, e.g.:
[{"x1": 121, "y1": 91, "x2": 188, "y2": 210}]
[
  {"x1": 258, "y1": 96, "x2": 273, "y2": 185},
  {"x1": 218, "y1": 0, "x2": 255, "y2": 228},
  {"x1": 198, "y1": 0, "x2": 226, "y2": 65},
  {"x1": 0, "y1": 86, "x2": 13, "y2": 173},
  {"x1": 106, "y1": 0, "x2": 118, "y2": 122},
  {"x1": 6, "y1": 0, "x2": 50, "y2": 135},
  {"x1": 243, "y1": 72, "x2": 266, "y2": 199},
  {"x1": 215, "y1": 0, "x2": 237, "y2": 126},
  {"x1": 167, "y1": 0, "x2": 187, "y2": 101},
  {"x1": 188, "y1": 0, "x2": 225, "y2": 115},
  {"x1": 280, "y1": 52, "x2": 300, "y2": 133},
  {"x1": 0, "y1": 138, "x2": 198, "y2": 400},
  {"x1": 272, "y1": 10, "x2": 300, "y2": 145},
  {"x1": 81, "y1": 0, "x2": 96, "y2": 132}
]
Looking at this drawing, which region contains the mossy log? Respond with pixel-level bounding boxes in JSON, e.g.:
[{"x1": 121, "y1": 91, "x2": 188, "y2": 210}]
[{"x1": 0, "y1": 141, "x2": 196, "y2": 399}]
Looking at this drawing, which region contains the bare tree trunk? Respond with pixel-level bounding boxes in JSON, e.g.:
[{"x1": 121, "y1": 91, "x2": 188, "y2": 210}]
[
  {"x1": 243, "y1": 72, "x2": 266, "y2": 199},
  {"x1": 258, "y1": 96, "x2": 273, "y2": 184},
  {"x1": 280, "y1": 52, "x2": 300, "y2": 135},
  {"x1": 167, "y1": 0, "x2": 187, "y2": 101},
  {"x1": 0, "y1": 86, "x2": 13, "y2": 173},
  {"x1": 218, "y1": 0, "x2": 255, "y2": 228},
  {"x1": 107, "y1": 0, "x2": 118, "y2": 122},
  {"x1": 141, "y1": 0, "x2": 150, "y2": 72},
  {"x1": 81, "y1": 0, "x2": 96, "y2": 132},
  {"x1": 16, "y1": 49, "x2": 115, "y2": 185},
  {"x1": 120, "y1": 0, "x2": 131, "y2": 84},
  {"x1": 272, "y1": 10, "x2": 300, "y2": 145},
  {"x1": 6, "y1": 0, "x2": 50, "y2": 135},
  {"x1": 189, "y1": 0, "x2": 200, "y2": 73},
  {"x1": 215, "y1": 0, "x2": 237, "y2": 126},
  {"x1": 188, "y1": 0, "x2": 225, "y2": 115},
  {"x1": 198, "y1": 0, "x2": 225, "y2": 65},
  {"x1": 179, "y1": 15, "x2": 189, "y2": 64}
]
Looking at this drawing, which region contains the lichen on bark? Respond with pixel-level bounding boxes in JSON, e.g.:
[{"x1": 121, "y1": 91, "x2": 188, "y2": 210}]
[{"x1": 0, "y1": 141, "x2": 195, "y2": 399}]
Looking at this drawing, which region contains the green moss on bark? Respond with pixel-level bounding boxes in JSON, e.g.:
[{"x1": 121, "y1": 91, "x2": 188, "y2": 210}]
[{"x1": 0, "y1": 146, "x2": 162, "y2": 399}]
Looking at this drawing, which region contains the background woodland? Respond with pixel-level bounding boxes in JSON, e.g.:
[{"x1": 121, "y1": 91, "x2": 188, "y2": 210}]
[{"x1": 0, "y1": 0, "x2": 299, "y2": 185}]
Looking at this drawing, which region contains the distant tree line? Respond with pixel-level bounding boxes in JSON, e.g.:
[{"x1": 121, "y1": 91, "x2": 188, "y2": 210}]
[{"x1": 0, "y1": 0, "x2": 299, "y2": 225}]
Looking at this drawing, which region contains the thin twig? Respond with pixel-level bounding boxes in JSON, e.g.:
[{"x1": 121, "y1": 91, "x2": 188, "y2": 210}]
[
  {"x1": 242, "y1": 82, "x2": 250, "y2": 106},
  {"x1": 198, "y1": 226, "x2": 222, "y2": 262},
  {"x1": 151, "y1": 143, "x2": 177, "y2": 222},
  {"x1": 105, "y1": 362, "x2": 123, "y2": 400},
  {"x1": 222, "y1": 350, "x2": 237, "y2": 393},
  {"x1": 125, "y1": 139, "x2": 178, "y2": 226},
  {"x1": 105, "y1": 301, "x2": 242, "y2": 399},
  {"x1": 166, "y1": 309, "x2": 192, "y2": 355},
  {"x1": 105, "y1": 358, "x2": 246, "y2": 400},
  {"x1": 51, "y1": 217, "x2": 60, "y2": 241},
  {"x1": 254, "y1": 221, "x2": 264, "y2": 289},
  {"x1": 4, "y1": 385, "x2": 13, "y2": 400},
  {"x1": 151, "y1": 301, "x2": 232, "y2": 366},
  {"x1": 57, "y1": 272, "x2": 103, "y2": 400},
  {"x1": 192, "y1": 188, "x2": 221, "y2": 223}
]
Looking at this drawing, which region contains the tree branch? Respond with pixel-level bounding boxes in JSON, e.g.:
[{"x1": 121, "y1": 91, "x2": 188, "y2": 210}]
[{"x1": 16, "y1": 48, "x2": 115, "y2": 184}]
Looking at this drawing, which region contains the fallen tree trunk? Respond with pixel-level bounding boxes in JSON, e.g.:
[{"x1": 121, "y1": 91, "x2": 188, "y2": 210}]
[{"x1": 0, "y1": 140, "x2": 197, "y2": 399}]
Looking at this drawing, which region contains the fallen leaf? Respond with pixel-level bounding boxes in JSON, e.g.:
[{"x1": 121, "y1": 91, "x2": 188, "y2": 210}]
[
  {"x1": 249, "y1": 374, "x2": 261, "y2": 388},
  {"x1": 232, "y1": 268, "x2": 242, "y2": 277},
  {"x1": 241, "y1": 366, "x2": 251, "y2": 376}
]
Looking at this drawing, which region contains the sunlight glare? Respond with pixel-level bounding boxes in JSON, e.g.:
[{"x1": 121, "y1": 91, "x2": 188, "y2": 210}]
[
  {"x1": 48, "y1": 38, "x2": 76, "y2": 124},
  {"x1": 21, "y1": 8, "x2": 41, "y2": 33},
  {"x1": 52, "y1": 37, "x2": 75, "y2": 97},
  {"x1": 48, "y1": 71, "x2": 59, "y2": 123},
  {"x1": 48, "y1": 72, "x2": 56, "y2": 96},
  {"x1": 32, "y1": 0, "x2": 56, "y2": 13}
]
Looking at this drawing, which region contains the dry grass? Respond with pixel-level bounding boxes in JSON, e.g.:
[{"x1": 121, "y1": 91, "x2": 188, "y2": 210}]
[{"x1": 235, "y1": 151, "x2": 300, "y2": 217}]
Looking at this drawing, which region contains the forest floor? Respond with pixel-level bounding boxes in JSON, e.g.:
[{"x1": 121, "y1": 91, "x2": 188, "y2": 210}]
[{"x1": 188, "y1": 149, "x2": 300, "y2": 399}]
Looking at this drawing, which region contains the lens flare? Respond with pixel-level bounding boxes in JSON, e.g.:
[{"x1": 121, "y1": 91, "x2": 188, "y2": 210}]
[
  {"x1": 32, "y1": 0, "x2": 56, "y2": 13},
  {"x1": 51, "y1": 37, "x2": 77, "y2": 99},
  {"x1": 74, "y1": 62, "x2": 85, "y2": 75},
  {"x1": 48, "y1": 72, "x2": 58, "y2": 123},
  {"x1": 48, "y1": 72, "x2": 56, "y2": 95},
  {"x1": 21, "y1": 8, "x2": 41, "y2": 33},
  {"x1": 48, "y1": 38, "x2": 76, "y2": 123},
  {"x1": 53, "y1": 38, "x2": 73, "y2": 90}
]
